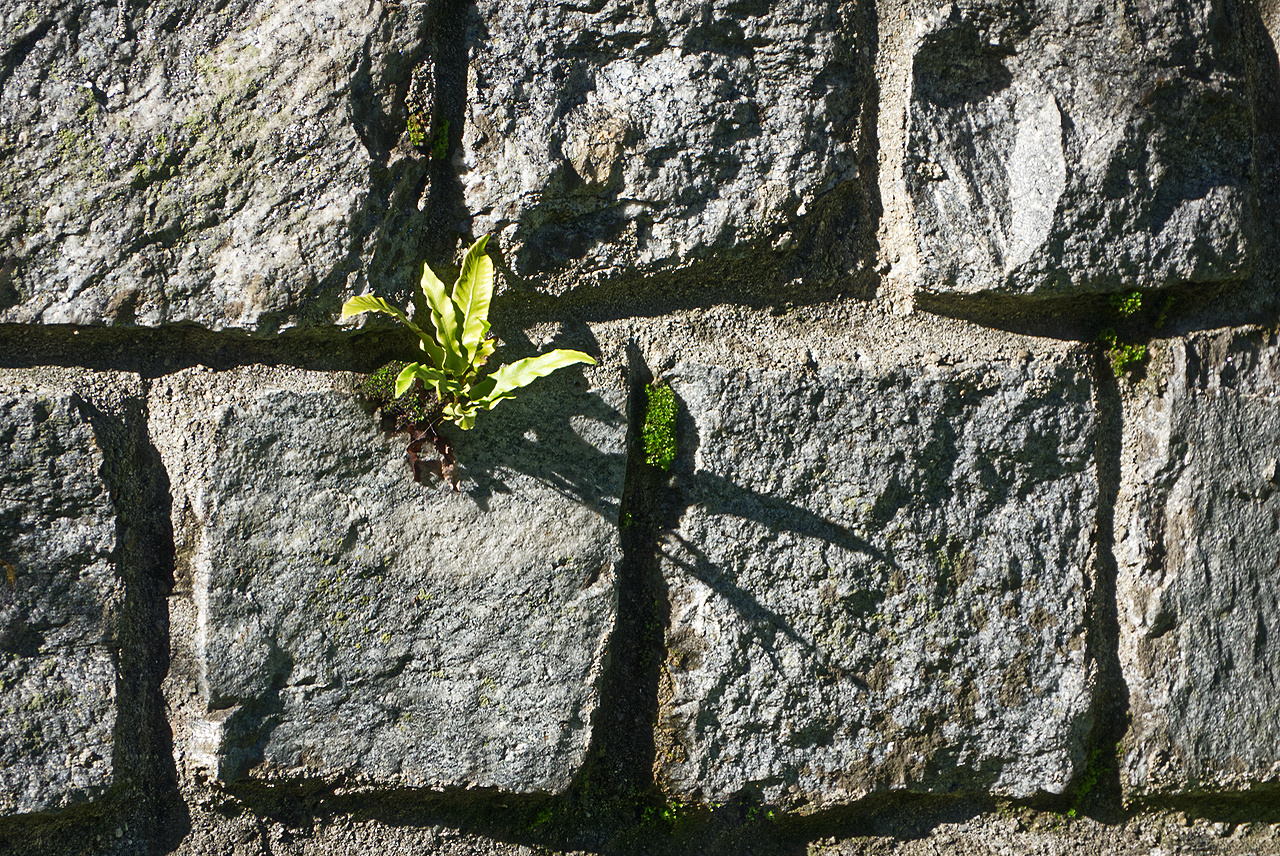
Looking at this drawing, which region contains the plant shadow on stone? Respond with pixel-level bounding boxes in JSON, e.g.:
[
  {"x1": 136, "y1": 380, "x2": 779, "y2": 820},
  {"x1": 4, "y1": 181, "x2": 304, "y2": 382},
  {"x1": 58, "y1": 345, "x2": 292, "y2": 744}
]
[
  {"x1": 352, "y1": 319, "x2": 624, "y2": 520},
  {"x1": 344, "y1": 236, "x2": 597, "y2": 487}
]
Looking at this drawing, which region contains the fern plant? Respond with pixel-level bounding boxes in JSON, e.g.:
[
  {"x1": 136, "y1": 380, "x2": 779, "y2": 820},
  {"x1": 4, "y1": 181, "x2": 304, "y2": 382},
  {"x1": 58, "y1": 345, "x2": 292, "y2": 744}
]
[{"x1": 342, "y1": 236, "x2": 596, "y2": 431}]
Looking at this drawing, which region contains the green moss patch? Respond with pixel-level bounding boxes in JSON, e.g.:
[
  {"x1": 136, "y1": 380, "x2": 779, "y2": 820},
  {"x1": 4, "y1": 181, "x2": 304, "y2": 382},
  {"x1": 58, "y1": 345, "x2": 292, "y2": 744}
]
[
  {"x1": 642, "y1": 383, "x2": 677, "y2": 470},
  {"x1": 360, "y1": 360, "x2": 440, "y2": 428}
]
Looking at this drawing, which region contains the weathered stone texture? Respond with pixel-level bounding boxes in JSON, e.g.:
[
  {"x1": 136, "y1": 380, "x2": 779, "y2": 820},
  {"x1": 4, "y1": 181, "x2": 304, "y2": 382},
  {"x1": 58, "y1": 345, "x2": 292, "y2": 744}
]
[
  {"x1": 907, "y1": 0, "x2": 1257, "y2": 297},
  {"x1": 657, "y1": 351, "x2": 1099, "y2": 809},
  {"x1": 463, "y1": 0, "x2": 869, "y2": 291},
  {"x1": 0, "y1": 391, "x2": 120, "y2": 816},
  {"x1": 1117, "y1": 329, "x2": 1280, "y2": 795},
  {"x1": 0, "y1": 0, "x2": 435, "y2": 331},
  {"x1": 151, "y1": 368, "x2": 624, "y2": 791}
]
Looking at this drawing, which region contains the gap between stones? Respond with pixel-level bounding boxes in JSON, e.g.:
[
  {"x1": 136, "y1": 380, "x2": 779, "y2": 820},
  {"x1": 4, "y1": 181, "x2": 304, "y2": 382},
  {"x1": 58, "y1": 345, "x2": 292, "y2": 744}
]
[
  {"x1": 1068, "y1": 347, "x2": 1130, "y2": 822},
  {"x1": 0, "y1": 324, "x2": 412, "y2": 377}
]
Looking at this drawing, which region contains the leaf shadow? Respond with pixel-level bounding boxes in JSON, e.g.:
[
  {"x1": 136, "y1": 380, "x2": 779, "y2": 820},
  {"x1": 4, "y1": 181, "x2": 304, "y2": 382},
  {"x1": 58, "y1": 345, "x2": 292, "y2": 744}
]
[{"x1": 442, "y1": 321, "x2": 628, "y2": 523}]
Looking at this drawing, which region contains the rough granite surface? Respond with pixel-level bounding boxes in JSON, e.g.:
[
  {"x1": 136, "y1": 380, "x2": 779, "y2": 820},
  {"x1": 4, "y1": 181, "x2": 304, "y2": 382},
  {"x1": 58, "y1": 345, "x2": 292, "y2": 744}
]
[
  {"x1": 1116, "y1": 328, "x2": 1280, "y2": 795},
  {"x1": 0, "y1": 0, "x2": 437, "y2": 331},
  {"x1": 906, "y1": 0, "x2": 1258, "y2": 297},
  {"x1": 657, "y1": 352, "x2": 1099, "y2": 808},
  {"x1": 0, "y1": 391, "x2": 120, "y2": 816},
  {"x1": 462, "y1": 0, "x2": 870, "y2": 292},
  {"x1": 150, "y1": 367, "x2": 625, "y2": 791}
]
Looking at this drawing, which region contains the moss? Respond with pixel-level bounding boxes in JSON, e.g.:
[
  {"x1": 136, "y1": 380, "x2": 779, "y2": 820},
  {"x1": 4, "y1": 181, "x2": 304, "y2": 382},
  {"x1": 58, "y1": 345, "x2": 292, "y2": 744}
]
[
  {"x1": 1154, "y1": 293, "x2": 1175, "y2": 329},
  {"x1": 360, "y1": 360, "x2": 440, "y2": 427},
  {"x1": 430, "y1": 119, "x2": 451, "y2": 159},
  {"x1": 642, "y1": 383, "x2": 677, "y2": 470}
]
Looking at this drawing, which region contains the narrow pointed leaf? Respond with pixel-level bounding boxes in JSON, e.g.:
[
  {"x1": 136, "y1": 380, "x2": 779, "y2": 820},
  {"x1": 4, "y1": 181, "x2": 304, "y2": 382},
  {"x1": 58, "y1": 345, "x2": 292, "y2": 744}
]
[
  {"x1": 341, "y1": 295, "x2": 431, "y2": 342},
  {"x1": 416, "y1": 332, "x2": 447, "y2": 372},
  {"x1": 454, "y1": 236, "x2": 494, "y2": 367},
  {"x1": 342, "y1": 294, "x2": 399, "y2": 320},
  {"x1": 395, "y1": 362, "x2": 447, "y2": 398},
  {"x1": 472, "y1": 331, "x2": 497, "y2": 371},
  {"x1": 474, "y1": 349, "x2": 596, "y2": 407},
  {"x1": 419, "y1": 261, "x2": 466, "y2": 374}
]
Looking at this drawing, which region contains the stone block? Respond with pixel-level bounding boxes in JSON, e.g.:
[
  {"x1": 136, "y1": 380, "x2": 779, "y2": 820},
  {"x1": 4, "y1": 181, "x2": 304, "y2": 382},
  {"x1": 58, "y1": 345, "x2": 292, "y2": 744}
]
[
  {"x1": 657, "y1": 352, "x2": 1099, "y2": 808},
  {"x1": 0, "y1": 392, "x2": 120, "y2": 815},
  {"x1": 1117, "y1": 329, "x2": 1280, "y2": 795},
  {"x1": 906, "y1": 0, "x2": 1257, "y2": 297},
  {"x1": 151, "y1": 368, "x2": 625, "y2": 791},
  {"x1": 0, "y1": 0, "x2": 434, "y2": 331},
  {"x1": 463, "y1": 0, "x2": 869, "y2": 291}
]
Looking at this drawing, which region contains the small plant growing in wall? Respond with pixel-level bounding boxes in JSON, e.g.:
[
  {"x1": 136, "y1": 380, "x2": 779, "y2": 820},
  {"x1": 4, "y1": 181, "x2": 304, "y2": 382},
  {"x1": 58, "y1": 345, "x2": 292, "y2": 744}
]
[
  {"x1": 344, "y1": 236, "x2": 596, "y2": 483},
  {"x1": 1098, "y1": 290, "x2": 1150, "y2": 378},
  {"x1": 406, "y1": 113, "x2": 428, "y2": 148},
  {"x1": 1098, "y1": 329, "x2": 1147, "y2": 378}
]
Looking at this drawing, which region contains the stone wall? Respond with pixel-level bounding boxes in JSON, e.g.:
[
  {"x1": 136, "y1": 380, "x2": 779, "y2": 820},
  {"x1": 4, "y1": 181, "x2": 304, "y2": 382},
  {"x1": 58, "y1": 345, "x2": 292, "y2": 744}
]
[{"x1": 2, "y1": 0, "x2": 1279, "y2": 852}]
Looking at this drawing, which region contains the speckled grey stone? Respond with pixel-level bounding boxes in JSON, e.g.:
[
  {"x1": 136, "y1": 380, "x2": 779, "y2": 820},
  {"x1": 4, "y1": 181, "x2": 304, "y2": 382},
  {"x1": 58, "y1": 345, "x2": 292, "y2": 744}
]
[
  {"x1": 462, "y1": 0, "x2": 870, "y2": 292},
  {"x1": 656, "y1": 352, "x2": 1098, "y2": 809},
  {"x1": 151, "y1": 368, "x2": 625, "y2": 791},
  {"x1": 0, "y1": 392, "x2": 120, "y2": 816},
  {"x1": 907, "y1": 0, "x2": 1258, "y2": 297},
  {"x1": 1117, "y1": 328, "x2": 1280, "y2": 795},
  {"x1": 0, "y1": 0, "x2": 436, "y2": 331}
]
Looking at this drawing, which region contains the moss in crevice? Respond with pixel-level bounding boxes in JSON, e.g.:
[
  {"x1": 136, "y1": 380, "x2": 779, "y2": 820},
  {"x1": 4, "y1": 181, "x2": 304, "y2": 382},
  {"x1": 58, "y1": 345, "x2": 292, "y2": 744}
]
[
  {"x1": 641, "y1": 383, "x2": 677, "y2": 470},
  {"x1": 1097, "y1": 328, "x2": 1148, "y2": 378},
  {"x1": 359, "y1": 360, "x2": 440, "y2": 429}
]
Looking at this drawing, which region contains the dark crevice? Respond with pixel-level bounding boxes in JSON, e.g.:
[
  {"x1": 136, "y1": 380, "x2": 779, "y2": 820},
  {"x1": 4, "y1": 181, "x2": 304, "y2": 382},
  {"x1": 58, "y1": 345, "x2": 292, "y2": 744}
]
[
  {"x1": 548, "y1": 342, "x2": 675, "y2": 849},
  {"x1": 487, "y1": 243, "x2": 873, "y2": 337},
  {"x1": 418, "y1": 0, "x2": 472, "y2": 271},
  {"x1": 92, "y1": 388, "x2": 189, "y2": 853},
  {"x1": 0, "y1": 323, "x2": 416, "y2": 377},
  {"x1": 1068, "y1": 348, "x2": 1131, "y2": 822},
  {"x1": 913, "y1": 278, "x2": 1280, "y2": 343},
  {"x1": 347, "y1": 2, "x2": 436, "y2": 317}
]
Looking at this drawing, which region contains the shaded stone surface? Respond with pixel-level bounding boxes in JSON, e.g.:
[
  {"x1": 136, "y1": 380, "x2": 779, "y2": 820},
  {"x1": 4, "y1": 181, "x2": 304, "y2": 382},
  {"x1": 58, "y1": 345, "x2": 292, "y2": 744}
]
[
  {"x1": 151, "y1": 368, "x2": 625, "y2": 791},
  {"x1": 906, "y1": 0, "x2": 1258, "y2": 298},
  {"x1": 0, "y1": 391, "x2": 120, "y2": 816},
  {"x1": 1117, "y1": 328, "x2": 1280, "y2": 795},
  {"x1": 0, "y1": 0, "x2": 437, "y2": 331},
  {"x1": 463, "y1": 0, "x2": 870, "y2": 292},
  {"x1": 656, "y1": 352, "x2": 1099, "y2": 808}
]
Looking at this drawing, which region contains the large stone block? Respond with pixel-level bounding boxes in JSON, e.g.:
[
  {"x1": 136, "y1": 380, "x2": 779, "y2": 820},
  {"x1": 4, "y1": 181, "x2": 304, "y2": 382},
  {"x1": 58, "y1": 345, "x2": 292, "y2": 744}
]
[
  {"x1": 657, "y1": 352, "x2": 1099, "y2": 809},
  {"x1": 1117, "y1": 328, "x2": 1280, "y2": 795},
  {"x1": 0, "y1": 391, "x2": 120, "y2": 816},
  {"x1": 906, "y1": 0, "x2": 1257, "y2": 298},
  {"x1": 0, "y1": 0, "x2": 434, "y2": 331},
  {"x1": 463, "y1": 0, "x2": 869, "y2": 291},
  {"x1": 151, "y1": 368, "x2": 624, "y2": 791}
]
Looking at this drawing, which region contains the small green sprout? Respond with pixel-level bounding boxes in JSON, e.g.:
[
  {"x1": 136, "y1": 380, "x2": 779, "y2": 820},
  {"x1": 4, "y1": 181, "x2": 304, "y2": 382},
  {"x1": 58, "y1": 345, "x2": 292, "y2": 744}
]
[
  {"x1": 642, "y1": 382, "x2": 677, "y2": 470},
  {"x1": 406, "y1": 113, "x2": 427, "y2": 148},
  {"x1": 1108, "y1": 290, "x2": 1142, "y2": 317},
  {"x1": 1098, "y1": 328, "x2": 1147, "y2": 377},
  {"x1": 342, "y1": 236, "x2": 596, "y2": 431}
]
